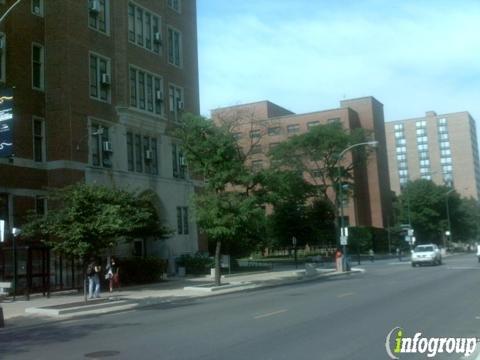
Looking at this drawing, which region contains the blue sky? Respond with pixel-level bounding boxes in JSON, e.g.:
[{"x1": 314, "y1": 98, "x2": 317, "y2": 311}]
[{"x1": 197, "y1": 0, "x2": 480, "y2": 124}]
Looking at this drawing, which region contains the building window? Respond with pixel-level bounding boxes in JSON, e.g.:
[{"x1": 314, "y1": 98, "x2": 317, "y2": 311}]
[
  {"x1": 419, "y1": 159, "x2": 430, "y2": 167},
  {"x1": 419, "y1": 151, "x2": 429, "y2": 160},
  {"x1": 168, "y1": 84, "x2": 184, "y2": 121},
  {"x1": 251, "y1": 144, "x2": 262, "y2": 154},
  {"x1": 287, "y1": 124, "x2": 300, "y2": 134},
  {"x1": 442, "y1": 165, "x2": 453, "y2": 173},
  {"x1": 394, "y1": 123, "x2": 404, "y2": 131},
  {"x1": 307, "y1": 121, "x2": 320, "y2": 129},
  {"x1": 438, "y1": 118, "x2": 447, "y2": 125},
  {"x1": 232, "y1": 132, "x2": 241, "y2": 140},
  {"x1": 397, "y1": 161, "x2": 407, "y2": 170},
  {"x1": 176, "y1": 206, "x2": 189, "y2": 234},
  {"x1": 127, "y1": 132, "x2": 158, "y2": 175},
  {"x1": 394, "y1": 131, "x2": 404, "y2": 139},
  {"x1": 415, "y1": 128, "x2": 426, "y2": 136},
  {"x1": 438, "y1": 126, "x2": 448, "y2": 134},
  {"x1": 0, "y1": 33, "x2": 6, "y2": 82},
  {"x1": 396, "y1": 138, "x2": 406, "y2": 145},
  {"x1": 417, "y1": 144, "x2": 428, "y2": 151},
  {"x1": 31, "y1": 0, "x2": 44, "y2": 17},
  {"x1": 250, "y1": 130, "x2": 261, "y2": 139},
  {"x1": 88, "y1": 0, "x2": 109, "y2": 34},
  {"x1": 32, "y1": 43, "x2": 44, "y2": 90},
  {"x1": 328, "y1": 117, "x2": 341, "y2": 124},
  {"x1": 420, "y1": 167, "x2": 431, "y2": 174},
  {"x1": 440, "y1": 141, "x2": 450, "y2": 149},
  {"x1": 167, "y1": 26, "x2": 182, "y2": 67},
  {"x1": 129, "y1": 66, "x2": 164, "y2": 115},
  {"x1": 416, "y1": 120, "x2": 426, "y2": 128},
  {"x1": 440, "y1": 149, "x2": 451, "y2": 157},
  {"x1": 416, "y1": 136, "x2": 428, "y2": 144},
  {"x1": 128, "y1": 3, "x2": 161, "y2": 54},
  {"x1": 398, "y1": 169, "x2": 409, "y2": 177},
  {"x1": 90, "y1": 53, "x2": 111, "y2": 102},
  {"x1": 167, "y1": 0, "x2": 181, "y2": 13},
  {"x1": 439, "y1": 133, "x2": 449, "y2": 141},
  {"x1": 268, "y1": 127, "x2": 281, "y2": 136},
  {"x1": 33, "y1": 118, "x2": 45, "y2": 162},
  {"x1": 172, "y1": 143, "x2": 186, "y2": 179},
  {"x1": 90, "y1": 123, "x2": 112, "y2": 168},
  {"x1": 252, "y1": 160, "x2": 263, "y2": 172},
  {"x1": 396, "y1": 146, "x2": 406, "y2": 154},
  {"x1": 440, "y1": 157, "x2": 452, "y2": 165},
  {"x1": 35, "y1": 196, "x2": 46, "y2": 216},
  {"x1": 396, "y1": 154, "x2": 406, "y2": 161}
]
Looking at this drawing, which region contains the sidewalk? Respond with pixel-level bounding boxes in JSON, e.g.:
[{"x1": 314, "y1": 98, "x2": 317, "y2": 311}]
[{"x1": 0, "y1": 266, "x2": 363, "y2": 329}]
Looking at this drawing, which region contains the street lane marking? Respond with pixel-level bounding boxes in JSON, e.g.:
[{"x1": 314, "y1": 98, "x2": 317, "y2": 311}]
[
  {"x1": 254, "y1": 309, "x2": 288, "y2": 319},
  {"x1": 337, "y1": 292, "x2": 355, "y2": 298},
  {"x1": 447, "y1": 266, "x2": 480, "y2": 270}
]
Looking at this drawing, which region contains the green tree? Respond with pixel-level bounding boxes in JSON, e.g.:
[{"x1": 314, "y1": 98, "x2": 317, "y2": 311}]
[
  {"x1": 396, "y1": 180, "x2": 467, "y2": 245},
  {"x1": 348, "y1": 227, "x2": 373, "y2": 264},
  {"x1": 175, "y1": 114, "x2": 266, "y2": 285},
  {"x1": 268, "y1": 122, "x2": 371, "y2": 208},
  {"x1": 22, "y1": 183, "x2": 170, "y2": 300}
]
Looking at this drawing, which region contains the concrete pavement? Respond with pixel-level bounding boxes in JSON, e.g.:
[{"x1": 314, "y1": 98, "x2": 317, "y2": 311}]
[{"x1": 0, "y1": 265, "x2": 362, "y2": 329}]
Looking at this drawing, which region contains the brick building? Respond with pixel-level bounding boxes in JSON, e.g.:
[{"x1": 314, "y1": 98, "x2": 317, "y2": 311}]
[
  {"x1": 0, "y1": 0, "x2": 200, "y2": 261},
  {"x1": 212, "y1": 96, "x2": 393, "y2": 230},
  {"x1": 386, "y1": 111, "x2": 480, "y2": 200}
]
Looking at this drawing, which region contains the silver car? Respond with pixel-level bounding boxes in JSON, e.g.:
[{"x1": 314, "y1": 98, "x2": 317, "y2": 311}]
[{"x1": 411, "y1": 244, "x2": 442, "y2": 266}]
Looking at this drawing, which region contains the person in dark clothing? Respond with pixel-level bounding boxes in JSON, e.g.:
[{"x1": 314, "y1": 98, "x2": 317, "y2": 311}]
[{"x1": 105, "y1": 257, "x2": 120, "y2": 293}]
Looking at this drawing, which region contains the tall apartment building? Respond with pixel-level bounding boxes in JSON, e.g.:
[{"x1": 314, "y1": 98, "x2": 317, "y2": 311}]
[
  {"x1": 386, "y1": 111, "x2": 480, "y2": 200},
  {"x1": 0, "y1": 0, "x2": 200, "y2": 259},
  {"x1": 212, "y1": 96, "x2": 393, "y2": 230}
]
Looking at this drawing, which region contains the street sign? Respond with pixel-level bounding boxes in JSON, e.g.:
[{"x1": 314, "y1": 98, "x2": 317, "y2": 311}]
[
  {"x1": 340, "y1": 236, "x2": 348, "y2": 245},
  {"x1": 0, "y1": 88, "x2": 14, "y2": 158},
  {"x1": 404, "y1": 235, "x2": 410, "y2": 243},
  {"x1": 408, "y1": 229, "x2": 414, "y2": 236}
]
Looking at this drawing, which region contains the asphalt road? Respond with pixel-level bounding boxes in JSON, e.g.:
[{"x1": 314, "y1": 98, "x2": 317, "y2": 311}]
[{"x1": 2, "y1": 254, "x2": 480, "y2": 360}]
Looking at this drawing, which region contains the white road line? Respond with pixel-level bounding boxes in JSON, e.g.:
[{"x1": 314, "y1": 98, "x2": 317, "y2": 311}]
[
  {"x1": 447, "y1": 267, "x2": 480, "y2": 270},
  {"x1": 254, "y1": 309, "x2": 288, "y2": 319},
  {"x1": 337, "y1": 292, "x2": 355, "y2": 298}
]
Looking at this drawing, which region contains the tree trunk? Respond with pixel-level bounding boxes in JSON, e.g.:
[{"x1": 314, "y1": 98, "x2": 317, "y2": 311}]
[{"x1": 214, "y1": 240, "x2": 221, "y2": 286}]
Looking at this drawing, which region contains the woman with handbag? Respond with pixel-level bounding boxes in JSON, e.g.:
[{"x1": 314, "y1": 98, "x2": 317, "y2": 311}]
[{"x1": 105, "y1": 257, "x2": 120, "y2": 293}]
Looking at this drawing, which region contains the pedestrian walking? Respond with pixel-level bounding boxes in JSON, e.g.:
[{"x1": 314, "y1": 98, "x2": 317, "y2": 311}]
[
  {"x1": 87, "y1": 258, "x2": 101, "y2": 299},
  {"x1": 396, "y1": 247, "x2": 402, "y2": 261},
  {"x1": 369, "y1": 249, "x2": 375, "y2": 263},
  {"x1": 105, "y1": 257, "x2": 120, "y2": 293}
]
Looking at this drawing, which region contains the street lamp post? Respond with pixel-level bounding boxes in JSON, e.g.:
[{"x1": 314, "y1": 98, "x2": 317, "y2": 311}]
[
  {"x1": 337, "y1": 141, "x2": 378, "y2": 272},
  {"x1": 445, "y1": 189, "x2": 454, "y2": 249}
]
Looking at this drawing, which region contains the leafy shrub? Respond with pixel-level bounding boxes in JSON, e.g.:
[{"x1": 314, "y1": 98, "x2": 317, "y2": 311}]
[
  {"x1": 119, "y1": 257, "x2": 168, "y2": 285},
  {"x1": 176, "y1": 254, "x2": 213, "y2": 275}
]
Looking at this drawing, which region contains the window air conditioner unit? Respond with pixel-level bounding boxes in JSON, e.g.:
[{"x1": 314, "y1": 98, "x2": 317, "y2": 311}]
[
  {"x1": 145, "y1": 149, "x2": 153, "y2": 160},
  {"x1": 177, "y1": 101, "x2": 184, "y2": 110},
  {"x1": 103, "y1": 141, "x2": 113, "y2": 152},
  {"x1": 89, "y1": 0, "x2": 100, "y2": 13},
  {"x1": 155, "y1": 90, "x2": 164, "y2": 102},
  {"x1": 33, "y1": 6, "x2": 41, "y2": 15},
  {"x1": 154, "y1": 32, "x2": 162, "y2": 44},
  {"x1": 101, "y1": 73, "x2": 111, "y2": 86}
]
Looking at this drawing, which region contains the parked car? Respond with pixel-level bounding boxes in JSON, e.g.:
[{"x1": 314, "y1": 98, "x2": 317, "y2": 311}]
[{"x1": 411, "y1": 244, "x2": 442, "y2": 266}]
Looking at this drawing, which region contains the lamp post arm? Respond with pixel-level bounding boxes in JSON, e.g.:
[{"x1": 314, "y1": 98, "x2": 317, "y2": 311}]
[{"x1": 0, "y1": 0, "x2": 23, "y2": 24}]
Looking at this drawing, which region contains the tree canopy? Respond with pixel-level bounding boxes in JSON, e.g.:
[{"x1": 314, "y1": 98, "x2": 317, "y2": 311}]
[{"x1": 22, "y1": 183, "x2": 170, "y2": 259}]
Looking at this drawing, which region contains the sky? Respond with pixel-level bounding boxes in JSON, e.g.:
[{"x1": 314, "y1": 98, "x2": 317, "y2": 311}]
[{"x1": 197, "y1": 0, "x2": 480, "y2": 124}]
